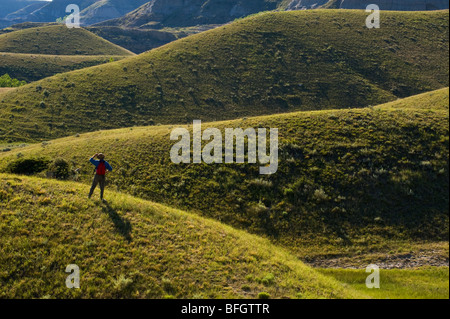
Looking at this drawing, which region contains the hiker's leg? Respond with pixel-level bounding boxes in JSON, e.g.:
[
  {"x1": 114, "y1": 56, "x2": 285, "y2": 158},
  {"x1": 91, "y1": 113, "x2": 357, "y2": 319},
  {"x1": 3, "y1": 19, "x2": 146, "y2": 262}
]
[
  {"x1": 99, "y1": 175, "x2": 106, "y2": 200},
  {"x1": 89, "y1": 175, "x2": 99, "y2": 198}
]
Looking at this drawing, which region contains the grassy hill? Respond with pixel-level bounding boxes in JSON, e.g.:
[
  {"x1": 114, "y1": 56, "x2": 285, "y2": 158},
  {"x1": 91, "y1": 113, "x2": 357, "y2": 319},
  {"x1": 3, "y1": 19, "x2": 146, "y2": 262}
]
[
  {"x1": 97, "y1": 0, "x2": 285, "y2": 29},
  {"x1": 0, "y1": 173, "x2": 364, "y2": 299},
  {"x1": 0, "y1": 52, "x2": 128, "y2": 82},
  {"x1": 80, "y1": 0, "x2": 149, "y2": 26},
  {"x1": 0, "y1": 24, "x2": 134, "y2": 56},
  {"x1": 0, "y1": 24, "x2": 134, "y2": 83},
  {"x1": 1, "y1": 88, "x2": 447, "y2": 265},
  {"x1": 0, "y1": 10, "x2": 448, "y2": 143}
]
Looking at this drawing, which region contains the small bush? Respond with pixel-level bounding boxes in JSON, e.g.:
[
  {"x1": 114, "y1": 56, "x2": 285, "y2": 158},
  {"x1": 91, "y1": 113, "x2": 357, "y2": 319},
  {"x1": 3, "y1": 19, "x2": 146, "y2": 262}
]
[
  {"x1": 258, "y1": 292, "x2": 270, "y2": 299},
  {"x1": 47, "y1": 158, "x2": 70, "y2": 180},
  {"x1": 162, "y1": 278, "x2": 177, "y2": 295},
  {"x1": 112, "y1": 275, "x2": 133, "y2": 292},
  {"x1": 258, "y1": 273, "x2": 275, "y2": 286}
]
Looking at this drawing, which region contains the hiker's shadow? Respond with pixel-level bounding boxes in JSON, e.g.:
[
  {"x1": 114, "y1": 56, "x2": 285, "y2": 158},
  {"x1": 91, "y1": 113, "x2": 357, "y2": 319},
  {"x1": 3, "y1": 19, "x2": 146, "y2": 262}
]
[{"x1": 102, "y1": 202, "x2": 132, "y2": 242}]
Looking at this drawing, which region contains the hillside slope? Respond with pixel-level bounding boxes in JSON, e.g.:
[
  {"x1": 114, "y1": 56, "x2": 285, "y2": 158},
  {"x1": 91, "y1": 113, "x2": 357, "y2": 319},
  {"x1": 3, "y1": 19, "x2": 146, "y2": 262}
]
[
  {"x1": 4, "y1": 2, "x2": 48, "y2": 23},
  {"x1": 0, "y1": 10, "x2": 448, "y2": 142},
  {"x1": 0, "y1": 24, "x2": 134, "y2": 56},
  {"x1": 97, "y1": 0, "x2": 449, "y2": 29},
  {"x1": 0, "y1": 52, "x2": 128, "y2": 83},
  {"x1": 0, "y1": 1, "x2": 42, "y2": 19},
  {"x1": 334, "y1": 0, "x2": 449, "y2": 10},
  {"x1": 96, "y1": 0, "x2": 286, "y2": 29},
  {"x1": 80, "y1": 0, "x2": 150, "y2": 26},
  {"x1": 1, "y1": 88, "x2": 447, "y2": 264},
  {"x1": 286, "y1": 0, "x2": 449, "y2": 10},
  {"x1": 0, "y1": 173, "x2": 363, "y2": 299},
  {"x1": 26, "y1": 0, "x2": 100, "y2": 23}
]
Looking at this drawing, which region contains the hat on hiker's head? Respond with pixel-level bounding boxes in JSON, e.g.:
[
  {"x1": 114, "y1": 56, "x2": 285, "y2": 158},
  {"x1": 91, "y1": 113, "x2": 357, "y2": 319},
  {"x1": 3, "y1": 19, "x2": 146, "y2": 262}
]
[{"x1": 97, "y1": 153, "x2": 105, "y2": 160}]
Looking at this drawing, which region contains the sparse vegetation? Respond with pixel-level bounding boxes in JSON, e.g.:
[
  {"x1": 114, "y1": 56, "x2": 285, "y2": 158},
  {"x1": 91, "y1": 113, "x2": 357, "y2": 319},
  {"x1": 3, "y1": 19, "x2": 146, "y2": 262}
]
[
  {"x1": 0, "y1": 10, "x2": 448, "y2": 142},
  {"x1": 0, "y1": 8, "x2": 447, "y2": 300},
  {"x1": 0, "y1": 25, "x2": 134, "y2": 56},
  {"x1": 0, "y1": 53, "x2": 129, "y2": 82},
  {"x1": 1, "y1": 89, "x2": 447, "y2": 264},
  {"x1": 0, "y1": 173, "x2": 364, "y2": 299}
]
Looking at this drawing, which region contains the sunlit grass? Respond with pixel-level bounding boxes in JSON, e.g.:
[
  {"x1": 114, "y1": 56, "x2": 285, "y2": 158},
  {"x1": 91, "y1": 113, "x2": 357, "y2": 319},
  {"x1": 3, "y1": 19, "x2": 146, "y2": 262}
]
[{"x1": 319, "y1": 267, "x2": 449, "y2": 299}]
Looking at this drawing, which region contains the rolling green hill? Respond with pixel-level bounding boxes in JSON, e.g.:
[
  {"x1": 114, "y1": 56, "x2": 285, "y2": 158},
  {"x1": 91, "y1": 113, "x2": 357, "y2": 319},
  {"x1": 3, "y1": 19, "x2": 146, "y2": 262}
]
[
  {"x1": 0, "y1": 24, "x2": 134, "y2": 56},
  {"x1": 0, "y1": 52, "x2": 128, "y2": 82},
  {"x1": 0, "y1": 10, "x2": 448, "y2": 143},
  {"x1": 0, "y1": 173, "x2": 364, "y2": 299},
  {"x1": 1, "y1": 88, "x2": 448, "y2": 265}
]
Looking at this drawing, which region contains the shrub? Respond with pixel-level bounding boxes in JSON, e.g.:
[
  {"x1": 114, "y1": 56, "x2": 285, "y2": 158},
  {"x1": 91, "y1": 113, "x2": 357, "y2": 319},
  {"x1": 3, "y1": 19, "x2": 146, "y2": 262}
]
[
  {"x1": 313, "y1": 188, "x2": 329, "y2": 202},
  {"x1": 0, "y1": 74, "x2": 26, "y2": 88},
  {"x1": 162, "y1": 278, "x2": 177, "y2": 295},
  {"x1": 258, "y1": 292, "x2": 270, "y2": 299},
  {"x1": 112, "y1": 275, "x2": 133, "y2": 292},
  {"x1": 258, "y1": 273, "x2": 275, "y2": 286},
  {"x1": 47, "y1": 158, "x2": 70, "y2": 180},
  {"x1": 5, "y1": 158, "x2": 50, "y2": 175}
]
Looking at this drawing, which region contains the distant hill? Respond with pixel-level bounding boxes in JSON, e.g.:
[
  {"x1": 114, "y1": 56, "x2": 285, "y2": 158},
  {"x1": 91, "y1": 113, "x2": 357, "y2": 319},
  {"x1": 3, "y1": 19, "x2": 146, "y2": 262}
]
[
  {"x1": 0, "y1": 24, "x2": 133, "y2": 82},
  {"x1": 4, "y1": 1, "x2": 48, "y2": 23},
  {"x1": 329, "y1": 0, "x2": 449, "y2": 10},
  {"x1": 80, "y1": 0, "x2": 149, "y2": 26},
  {"x1": 96, "y1": 0, "x2": 286, "y2": 29},
  {"x1": 0, "y1": 173, "x2": 363, "y2": 299},
  {"x1": 0, "y1": 10, "x2": 447, "y2": 142},
  {"x1": 98, "y1": 0, "x2": 449, "y2": 29},
  {"x1": 0, "y1": 24, "x2": 134, "y2": 55},
  {"x1": 288, "y1": 0, "x2": 449, "y2": 10},
  {"x1": 26, "y1": 0, "x2": 99, "y2": 23},
  {"x1": 6, "y1": 0, "x2": 151, "y2": 27},
  {"x1": 0, "y1": 0, "x2": 42, "y2": 19},
  {"x1": 0, "y1": 52, "x2": 128, "y2": 82}
]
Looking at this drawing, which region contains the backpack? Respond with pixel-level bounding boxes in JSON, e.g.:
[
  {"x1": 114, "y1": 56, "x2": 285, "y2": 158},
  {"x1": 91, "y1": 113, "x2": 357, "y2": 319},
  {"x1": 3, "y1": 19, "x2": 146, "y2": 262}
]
[{"x1": 96, "y1": 161, "x2": 106, "y2": 175}]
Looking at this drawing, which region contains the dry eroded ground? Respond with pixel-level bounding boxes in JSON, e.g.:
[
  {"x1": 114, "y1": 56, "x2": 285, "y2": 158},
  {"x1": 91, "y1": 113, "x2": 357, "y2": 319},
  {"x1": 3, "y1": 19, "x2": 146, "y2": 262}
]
[
  {"x1": 305, "y1": 244, "x2": 449, "y2": 269},
  {"x1": 0, "y1": 88, "x2": 16, "y2": 94}
]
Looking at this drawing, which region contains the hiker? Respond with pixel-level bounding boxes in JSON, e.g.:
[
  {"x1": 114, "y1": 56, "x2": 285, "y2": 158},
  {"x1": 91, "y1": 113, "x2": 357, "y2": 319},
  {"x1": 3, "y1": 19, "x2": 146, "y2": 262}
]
[{"x1": 88, "y1": 153, "x2": 113, "y2": 201}]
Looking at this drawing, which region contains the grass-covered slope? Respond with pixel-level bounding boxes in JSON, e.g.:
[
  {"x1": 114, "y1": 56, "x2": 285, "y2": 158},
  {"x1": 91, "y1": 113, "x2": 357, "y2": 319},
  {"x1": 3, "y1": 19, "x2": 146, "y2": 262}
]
[
  {"x1": 1, "y1": 88, "x2": 447, "y2": 263},
  {"x1": 0, "y1": 10, "x2": 448, "y2": 142},
  {"x1": 0, "y1": 173, "x2": 364, "y2": 299},
  {"x1": 0, "y1": 25, "x2": 134, "y2": 56},
  {"x1": 0, "y1": 52, "x2": 128, "y2": 82},
  {"x1": 318, "y1": 267, "x2": 449, "y2": 299}
]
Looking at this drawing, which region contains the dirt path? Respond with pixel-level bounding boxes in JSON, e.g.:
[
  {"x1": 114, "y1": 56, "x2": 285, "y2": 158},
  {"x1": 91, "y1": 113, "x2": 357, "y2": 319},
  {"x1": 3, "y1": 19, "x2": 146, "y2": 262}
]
[
  {"x1": 304, "y1": 251, "x2": 449, "y2": 269},
  {"x1": 0, "y1": 88, "x2": 16, "y2": 94}
]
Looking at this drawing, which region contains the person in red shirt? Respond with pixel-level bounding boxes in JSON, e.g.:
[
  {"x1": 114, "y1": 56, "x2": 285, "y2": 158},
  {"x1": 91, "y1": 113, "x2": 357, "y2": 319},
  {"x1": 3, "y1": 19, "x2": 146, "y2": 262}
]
[{"x1": 88, "y1": 153, "x2": 113, "y2": 201}]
